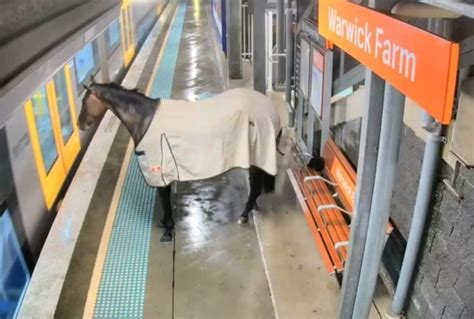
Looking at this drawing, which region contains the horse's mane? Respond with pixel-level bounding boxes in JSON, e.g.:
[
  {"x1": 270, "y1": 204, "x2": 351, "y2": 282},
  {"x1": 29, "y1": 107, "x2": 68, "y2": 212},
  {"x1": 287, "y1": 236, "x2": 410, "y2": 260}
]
[
  {"x1": 95, "y1": 82, "x2": 156, "y2": 101},
  {"x1": 90, "y1": 82, "x2": 160, "y2": 119},
  {"x1": 93, "y1": 81, "x2": 159, "y2": 110}
]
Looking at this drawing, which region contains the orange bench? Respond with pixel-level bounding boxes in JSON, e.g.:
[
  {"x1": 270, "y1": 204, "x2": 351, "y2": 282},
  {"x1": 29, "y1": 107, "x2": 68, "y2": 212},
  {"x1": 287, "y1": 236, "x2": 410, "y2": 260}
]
[{"x1": 288, "y1": 138, "x2": 393, "y2": 275}]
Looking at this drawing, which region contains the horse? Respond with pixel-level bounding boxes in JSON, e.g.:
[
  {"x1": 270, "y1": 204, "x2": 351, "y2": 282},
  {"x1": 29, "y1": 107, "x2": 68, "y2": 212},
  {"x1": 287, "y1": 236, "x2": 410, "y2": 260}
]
[{"x1": 78, "y1": 78, "x2": 281, "y2": 242}]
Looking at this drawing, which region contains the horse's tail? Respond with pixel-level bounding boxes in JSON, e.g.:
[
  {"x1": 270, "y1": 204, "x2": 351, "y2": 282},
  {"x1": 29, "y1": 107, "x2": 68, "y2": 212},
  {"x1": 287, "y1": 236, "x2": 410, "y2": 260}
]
[
  {"x1": 262, "y1": 128, "x2": 282, "y2": 193},
  {"x1": 276, "y1": 128, "x2": 284, "y2": 155},
  {"x1": 262, "y1": 171, "x2": 276, "y2": 194}
]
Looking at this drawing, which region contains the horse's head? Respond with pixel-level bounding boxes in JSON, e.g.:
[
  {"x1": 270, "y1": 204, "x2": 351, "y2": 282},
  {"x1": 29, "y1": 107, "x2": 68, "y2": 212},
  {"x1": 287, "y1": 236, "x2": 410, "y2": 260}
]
[{"x1": 78, "y1": 76, "x2": 108, "y2": 130}]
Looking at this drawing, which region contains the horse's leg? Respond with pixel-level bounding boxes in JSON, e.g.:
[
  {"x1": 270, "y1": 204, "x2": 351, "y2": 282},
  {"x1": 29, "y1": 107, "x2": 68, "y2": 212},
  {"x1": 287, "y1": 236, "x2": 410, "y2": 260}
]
[
  {"x1": 238, "y1": 166, "x2": 264, "y2": 225},
  {"x1": 157, "y1": 185, "x2": 174, "y2": 242}
]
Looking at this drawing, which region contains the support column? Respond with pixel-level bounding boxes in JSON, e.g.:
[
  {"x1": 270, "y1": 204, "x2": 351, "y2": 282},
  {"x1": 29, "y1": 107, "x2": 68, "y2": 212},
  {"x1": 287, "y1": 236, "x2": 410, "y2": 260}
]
[
  {"x1": 97, "y1": 33, "x2": 110, "y2": 82},
  {"x1": 276, "y1": 0, "x2": 285, "y2": 84},
  {"x1": 389, "y1": 17, "x2": 452, "y2": 318},
  {"x1": 253, "y1": 0, "x2": 266, "y2": 93},
  {"x1": 226, "y1": 0, "x2": 242, "y2": 79},
  {"x1": 337, "y1": 71, "x2": 385, "y2": 318},
  {"x1": 285, "y1": 0, "x2": 294, "y2": 126},
  {"x1": 337, "y1": 1, "x2": 393, "y2": 316},
  {"x1": 353, "y1": 83, "x2": 405, "y2": 318}
]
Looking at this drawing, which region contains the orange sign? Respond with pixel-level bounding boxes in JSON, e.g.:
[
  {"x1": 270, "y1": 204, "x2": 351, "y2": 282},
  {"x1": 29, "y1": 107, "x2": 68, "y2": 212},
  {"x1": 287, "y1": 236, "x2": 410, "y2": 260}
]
[{"x1": 318, "y1": 0, "x2": 459, "y2": 124}]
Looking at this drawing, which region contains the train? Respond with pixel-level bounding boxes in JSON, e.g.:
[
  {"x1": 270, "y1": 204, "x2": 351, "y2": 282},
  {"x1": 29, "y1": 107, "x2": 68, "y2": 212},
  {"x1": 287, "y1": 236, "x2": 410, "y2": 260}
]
[{"x1": 0, "y1": 0, "x2": 170, "y2": 271}]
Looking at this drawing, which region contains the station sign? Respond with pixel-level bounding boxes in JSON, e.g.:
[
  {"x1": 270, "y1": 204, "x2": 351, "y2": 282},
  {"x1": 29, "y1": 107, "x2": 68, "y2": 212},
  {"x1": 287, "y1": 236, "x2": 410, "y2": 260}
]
[{"x1": 318, "y1": 0, "x2": 459, "y2": 124}]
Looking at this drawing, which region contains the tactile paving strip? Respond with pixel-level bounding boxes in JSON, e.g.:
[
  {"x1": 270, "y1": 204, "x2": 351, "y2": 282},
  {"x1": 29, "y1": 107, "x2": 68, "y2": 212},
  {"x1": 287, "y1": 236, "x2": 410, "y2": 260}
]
[
  {"x1": 93, "y1": 2, "x2": 187, "y2": 318},
  {"x1": 149, "y1": 2, "x2": 187, "y2": 99}
]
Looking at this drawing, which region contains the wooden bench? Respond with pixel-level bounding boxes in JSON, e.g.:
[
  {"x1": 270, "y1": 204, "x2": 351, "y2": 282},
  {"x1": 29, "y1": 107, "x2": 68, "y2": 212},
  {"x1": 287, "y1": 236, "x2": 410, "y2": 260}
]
[{"x1": 288, "y1": 138, "x2": 393, "y2": 275}]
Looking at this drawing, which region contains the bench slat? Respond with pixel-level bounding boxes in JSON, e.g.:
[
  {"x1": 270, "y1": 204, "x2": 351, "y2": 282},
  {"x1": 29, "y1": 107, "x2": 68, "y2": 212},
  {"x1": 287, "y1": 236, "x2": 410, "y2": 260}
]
[
  {"x1": 291, "y1": 138, "x2": 396, "y2": 276},
  {"x1": 327, "y1": 139, "x2": 356, "y2": 181},
  {"x1": 300, "y1": 170, "x2": 350, "y2": 261},
  {"x1": 306, "y1": 172, "x2": 347, "y2": 248},
  {"x1": 325, "y1": 138, "x2": 394, "y2": 235},
  {"x1": 295, "y1": 170, "x2": 346, "y2": 273},
  {"x1": 324, "y1": 140, "x2": 356, "y2": 213},
  {"x1": 287, "y1": 169, "x2": 336, "y2": 275}
]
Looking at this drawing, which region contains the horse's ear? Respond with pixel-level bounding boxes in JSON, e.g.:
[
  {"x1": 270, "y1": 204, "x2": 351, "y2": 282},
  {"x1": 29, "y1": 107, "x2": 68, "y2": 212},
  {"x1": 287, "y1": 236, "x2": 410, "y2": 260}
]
[{"x1": 90, "y1": 74, "x2": 96, "y2": 84}]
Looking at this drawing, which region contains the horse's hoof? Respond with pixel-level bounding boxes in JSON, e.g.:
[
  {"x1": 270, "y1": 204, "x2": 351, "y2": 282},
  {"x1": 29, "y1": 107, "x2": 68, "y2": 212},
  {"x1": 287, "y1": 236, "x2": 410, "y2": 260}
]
[
  {"x1": 157, "y1": 221, "x2": 166, "y2": 229},
  {"x1": 160, "y1": 233, "x2": 172, "y2": 242},
  {"x1": 237, "y1": 216, "x2": 249, "y2": 225},
  {"x1": 160, "y1": 229, "x2": 173, "y2": 242}
]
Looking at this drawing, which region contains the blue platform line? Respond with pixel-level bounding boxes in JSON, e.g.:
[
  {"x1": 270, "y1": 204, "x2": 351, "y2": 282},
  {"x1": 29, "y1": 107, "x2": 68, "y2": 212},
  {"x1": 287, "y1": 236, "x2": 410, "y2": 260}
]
[
  {"x1": 149, "y1": 2, "x2": 188, "y2": 99},
  {"x1": 93, "y1": 2, "x2": 187, "y2": 318}
]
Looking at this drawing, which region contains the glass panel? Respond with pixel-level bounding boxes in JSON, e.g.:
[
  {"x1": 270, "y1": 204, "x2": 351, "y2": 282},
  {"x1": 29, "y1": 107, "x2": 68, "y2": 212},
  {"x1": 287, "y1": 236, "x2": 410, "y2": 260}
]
[
  {"x1": 107, "y1": 19, "x2": 121, "y2": 53},
  {"x1": 299, "y1": 38, "x2": 311, "y2": 99},
  {"x1": 74, "y1": 42, "x2": 97, "y2": 85},
  {"x1": 53, "y1": 70, "x2": 74, "y2": 143},
  {"x1": 0, "y1": 211, "x2": 30, "y2": 319},
  {"x1": 31, "y1": 87, "x2": 58, "y2": 173},
  {"x1": 310, "y1": 48, "x2": 324, "y2": 117}
]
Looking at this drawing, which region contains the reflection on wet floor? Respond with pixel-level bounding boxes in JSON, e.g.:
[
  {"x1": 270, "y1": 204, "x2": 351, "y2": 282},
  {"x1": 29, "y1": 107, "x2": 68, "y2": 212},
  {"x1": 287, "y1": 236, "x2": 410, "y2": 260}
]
[
  {"x1": 174, "y1": 169, "x2": 249, "y2": 251},
  {"x1": 171, "y1": 0, "x2": 225, "y2": 101},
  {"x1": 169, "y1": 0, "x2": 250, "y2": 249}
]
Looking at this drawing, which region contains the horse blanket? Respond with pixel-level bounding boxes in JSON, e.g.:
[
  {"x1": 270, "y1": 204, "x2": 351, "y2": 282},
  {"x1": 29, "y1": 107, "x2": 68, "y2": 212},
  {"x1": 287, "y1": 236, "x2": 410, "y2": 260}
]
[{"x1": 135, "y1": 88, "x2": 281, "y2": 187}]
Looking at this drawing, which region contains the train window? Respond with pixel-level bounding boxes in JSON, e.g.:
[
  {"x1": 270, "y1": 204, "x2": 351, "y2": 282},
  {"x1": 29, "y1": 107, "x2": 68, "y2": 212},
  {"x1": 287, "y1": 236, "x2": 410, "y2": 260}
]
[
  {"x1": 30, "y1": 87, "x2": 59, "y2": 173},
  {"x1": 52, "y1": 63, "x2": 81, "y2": 171},
  {"x1": 53, "y1": 70, "x2": 74, "y2": 143},
  {"x1": 74, "y1": 42, "x2": 99, "y2": 86},
  {"x1": 25, "y1": 85, "x2": 66, "y2": 209},
  {"x1": 106, "y1": 19, "x2": 121, "y2": 54}
]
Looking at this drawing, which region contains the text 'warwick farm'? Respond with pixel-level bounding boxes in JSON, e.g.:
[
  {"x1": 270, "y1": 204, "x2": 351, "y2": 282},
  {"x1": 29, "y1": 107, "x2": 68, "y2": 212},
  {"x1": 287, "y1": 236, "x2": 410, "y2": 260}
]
[{"x1": 328, "y1": 7, "x2": 417, "y2": 82}]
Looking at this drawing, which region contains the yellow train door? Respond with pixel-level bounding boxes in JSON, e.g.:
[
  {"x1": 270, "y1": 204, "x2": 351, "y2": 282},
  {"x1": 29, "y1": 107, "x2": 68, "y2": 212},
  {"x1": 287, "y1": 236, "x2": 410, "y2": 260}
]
[
  {"x1": 120, "y1": 0, "x2": 136, "y2": 66},
  {"x1": 24, "y1": 63, "x2": 81, "y2": 209}
]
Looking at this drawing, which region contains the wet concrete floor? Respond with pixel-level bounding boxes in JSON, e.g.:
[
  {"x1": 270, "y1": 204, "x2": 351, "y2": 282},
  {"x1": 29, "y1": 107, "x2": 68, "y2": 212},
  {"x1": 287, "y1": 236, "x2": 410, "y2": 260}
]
[{"x1": 145, "y1": 0, "x2": 274, "y2": 318}]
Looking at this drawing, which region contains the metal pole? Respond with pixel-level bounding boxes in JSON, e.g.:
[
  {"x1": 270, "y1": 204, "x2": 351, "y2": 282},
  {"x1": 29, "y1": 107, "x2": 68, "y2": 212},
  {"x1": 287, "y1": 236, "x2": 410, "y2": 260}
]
[
  {"x1": 389, "y1": 130, "x2": 442, "y2": 317},
  {"x1": 352, "y1": 83, "x2": 405, "y2": 318},
  {"x1": 226, "y1": 0, "x2": 242, "y2": 79},
  {"x1": 320, "y1": 50, "x2": 333, "y2": 149},
  {"x1": 251, "y1": 15, "x2": 254, "y2": 59},
  {"x1": 242, "y1": 3, "x2": 247, "y2": 58},
  {"x1": 337, "y1": 71, "x2": 385, "y2": 318},
  {"x1": 267, "y1": 11, "x2": 275, "y2": 91},
  {"x1": 276, "y1": 0, "x2": 285, "y2": 84},
  {"x1": 285, "y1": 0, "x2": 294, "y2": 126},
  {"x1": 253, "y1": 0, "x2": 266, "y2": 93},
  {"x1": 389, "y1": 17, "x2": 450, "y2": 318}
]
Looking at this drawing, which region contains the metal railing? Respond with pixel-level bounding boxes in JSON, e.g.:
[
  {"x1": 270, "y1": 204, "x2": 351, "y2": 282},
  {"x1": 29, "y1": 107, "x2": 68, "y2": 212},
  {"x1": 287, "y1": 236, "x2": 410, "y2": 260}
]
[
  {"x1": 241, "y1": 2, "x2": 253, "y2": 60},
  {"x1": 265, "y1": 9, "x2": 288, "y2": 91}
]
